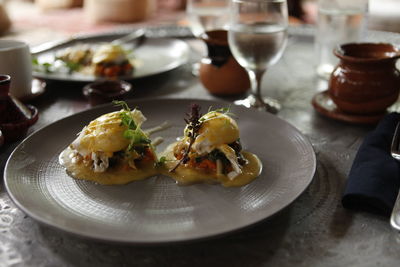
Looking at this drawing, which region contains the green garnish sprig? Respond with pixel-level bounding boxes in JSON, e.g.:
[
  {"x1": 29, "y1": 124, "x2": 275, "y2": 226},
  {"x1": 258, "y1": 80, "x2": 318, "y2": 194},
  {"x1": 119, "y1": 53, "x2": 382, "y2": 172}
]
[
  {"x1": 32, "y1": 57, "x2": 53, "y2": 73},
  {"x1": 113, "y1": 101, "x2": 151, "y2": 151},
  {"x1": 205, "y1": 105, "x2": 235, "y2": 118},
  {"x1": 32, "y1": 56, "x2": 83, "y2": 74},
  {"x1": 170, "y1": 104, "x2": 202, "y2": 172},
  {"x1": 62, "y1": 60, "x2": 83, "y2": 74},
  {"x1": 156, "y1": 156, "x2": 167, "y2": 167}
]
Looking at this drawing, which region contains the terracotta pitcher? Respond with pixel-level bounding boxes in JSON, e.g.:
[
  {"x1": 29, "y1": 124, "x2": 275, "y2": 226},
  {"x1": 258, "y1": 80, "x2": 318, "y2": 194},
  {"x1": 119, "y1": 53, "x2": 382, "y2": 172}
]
[
  {"x1": 328, "y1": 43, "x2": 400, "y2": 115},
  {"x1": 199, "y1": 30, "x2": 250, "y2": 96}
]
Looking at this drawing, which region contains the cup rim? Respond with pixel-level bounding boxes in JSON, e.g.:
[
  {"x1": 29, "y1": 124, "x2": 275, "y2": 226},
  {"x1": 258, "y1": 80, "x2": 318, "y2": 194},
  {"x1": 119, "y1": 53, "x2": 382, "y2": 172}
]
[
  {"x1": 0, "y1": 40, "x2": 29, "y2": 52},
  {"x1": 334, "y1": 42, "x2": 400, "y2": 63},
  {"x1": 0, "y1": 74, "x2": 10, "y2": 85}
]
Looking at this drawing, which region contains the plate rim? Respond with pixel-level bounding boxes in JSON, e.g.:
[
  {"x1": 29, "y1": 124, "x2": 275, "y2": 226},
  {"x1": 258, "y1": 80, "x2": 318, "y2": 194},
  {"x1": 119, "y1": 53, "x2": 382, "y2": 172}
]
[
  {"x1": 4, "y1": 98, "x2": 316, "y2": 244},
  {"x1": 32, "y1": 37, "x2": 190, "y2": 82}
]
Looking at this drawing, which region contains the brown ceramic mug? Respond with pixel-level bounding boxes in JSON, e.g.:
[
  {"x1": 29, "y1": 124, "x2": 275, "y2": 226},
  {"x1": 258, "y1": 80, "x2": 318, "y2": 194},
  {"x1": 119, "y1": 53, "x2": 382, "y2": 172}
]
[{"x1": 328, "y1": 43, "x2": 400, "y2": 115}]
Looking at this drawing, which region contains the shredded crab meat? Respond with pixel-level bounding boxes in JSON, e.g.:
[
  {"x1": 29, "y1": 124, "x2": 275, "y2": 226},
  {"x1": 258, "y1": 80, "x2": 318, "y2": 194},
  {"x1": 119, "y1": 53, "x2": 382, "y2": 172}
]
[
  {"x1": 91, "y1": 152, "x2": 109, "y2": 173},
  {"x1": 216, "y1": 145, "x2": 243, "y2": 179},
  {"x1": 227, "y1": 171, "x2": 240, "y2": 180}
]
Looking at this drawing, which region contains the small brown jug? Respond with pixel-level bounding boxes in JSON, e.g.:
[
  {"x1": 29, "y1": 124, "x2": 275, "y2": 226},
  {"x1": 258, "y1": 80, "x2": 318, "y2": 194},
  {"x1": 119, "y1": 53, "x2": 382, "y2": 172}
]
[
  {"x1": 328, "y1": 43, "x2": 400, "y2": 115},
  {"x1": 199, "y1": 30, "x2": 250, "y2": 96}
]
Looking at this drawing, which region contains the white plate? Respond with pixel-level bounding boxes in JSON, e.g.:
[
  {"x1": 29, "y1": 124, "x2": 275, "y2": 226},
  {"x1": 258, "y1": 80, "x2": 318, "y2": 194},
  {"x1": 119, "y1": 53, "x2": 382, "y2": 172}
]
[
  {"x1": 32, "y1": 37, "x2": 189, "y2": 82},
  {"x1": 4, "y1": 99, "x2": 316, "y2": 244}
]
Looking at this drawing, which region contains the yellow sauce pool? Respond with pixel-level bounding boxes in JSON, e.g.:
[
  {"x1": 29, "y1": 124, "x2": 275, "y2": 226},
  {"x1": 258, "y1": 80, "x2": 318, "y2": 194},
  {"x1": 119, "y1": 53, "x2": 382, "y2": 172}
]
[
  {"x1": 160, "y1": 143, "x2": 262, "y2": 187},
  {"x1": 59, "y1": 144, "x2": 262, "y2": 187},
  {"x1": 59, "y1": 147, "x2": 158, "y2": 185}
]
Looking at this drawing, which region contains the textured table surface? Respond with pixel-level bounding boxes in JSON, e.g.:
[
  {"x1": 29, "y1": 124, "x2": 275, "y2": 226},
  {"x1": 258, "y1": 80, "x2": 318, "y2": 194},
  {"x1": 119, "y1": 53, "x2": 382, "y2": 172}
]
[{"x1": 1, "y1": 27, "x2": 400, "y2": 267}]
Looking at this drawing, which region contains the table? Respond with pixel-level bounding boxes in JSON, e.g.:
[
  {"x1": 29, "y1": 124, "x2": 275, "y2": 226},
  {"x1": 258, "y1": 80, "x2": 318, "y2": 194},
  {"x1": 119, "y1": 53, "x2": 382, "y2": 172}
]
[{"x1": 1, "y1": 26, "x2": 400, "y2": 267}]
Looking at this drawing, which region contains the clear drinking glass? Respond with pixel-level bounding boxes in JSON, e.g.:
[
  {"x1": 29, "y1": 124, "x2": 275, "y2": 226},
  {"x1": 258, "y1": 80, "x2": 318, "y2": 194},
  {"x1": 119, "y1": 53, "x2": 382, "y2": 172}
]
[
  {"x1": 228, "y1": 0, "x2": 288, "y2": 113},
  {"x1": 315, "y1": 0, "x2": 368, "y2": 79},
  {"x1": 187, "y1": 0, "x2": 229, "y2": 38},
  {"x1": 187, "y1": 0, "x2": 230, "y2": 75}
]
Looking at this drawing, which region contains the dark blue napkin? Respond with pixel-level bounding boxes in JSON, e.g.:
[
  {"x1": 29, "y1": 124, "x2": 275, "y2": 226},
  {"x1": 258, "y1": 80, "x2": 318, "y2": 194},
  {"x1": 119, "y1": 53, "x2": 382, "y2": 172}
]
[{"x1": 342, "y1": 112, "x2": 400, "y2": 216}]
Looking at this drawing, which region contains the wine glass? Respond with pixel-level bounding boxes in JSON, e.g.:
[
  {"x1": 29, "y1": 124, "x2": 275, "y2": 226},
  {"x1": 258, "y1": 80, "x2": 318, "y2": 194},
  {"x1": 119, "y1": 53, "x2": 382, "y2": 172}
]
[
  {"x1": 186, "y1": 0, "x2": 230, "y2": 75},
  {"x1": 228, "y1": 0, "x2": 288, "y2": 113}
]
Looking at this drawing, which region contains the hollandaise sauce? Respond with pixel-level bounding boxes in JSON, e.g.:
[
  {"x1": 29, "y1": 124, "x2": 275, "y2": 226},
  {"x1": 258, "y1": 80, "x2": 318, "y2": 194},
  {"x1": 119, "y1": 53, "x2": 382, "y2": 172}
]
[
  {"x1": 161, "y1": 144, "x2": 262, "y2": 187},
  {"x1": 59, "y1": 147, "x2": 157, "y2": 185}
]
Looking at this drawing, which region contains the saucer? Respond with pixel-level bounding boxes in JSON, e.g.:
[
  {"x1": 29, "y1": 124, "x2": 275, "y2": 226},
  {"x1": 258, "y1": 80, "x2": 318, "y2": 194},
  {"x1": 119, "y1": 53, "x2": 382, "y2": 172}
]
[
  {"x1": 311, "y1": 90, "x2": 385, "y2": 125},
  {"x1": 19, "y1": 79, "x2": 46, "y2": 103},
  {"x1": 1, "y1": 104, "x2": 39, "y2": 143}
]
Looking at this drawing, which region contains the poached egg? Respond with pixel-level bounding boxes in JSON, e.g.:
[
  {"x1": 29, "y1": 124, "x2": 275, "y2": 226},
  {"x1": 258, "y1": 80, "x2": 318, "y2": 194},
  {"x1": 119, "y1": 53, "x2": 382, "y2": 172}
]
[
  {"x1": 180, "y1": 111, "x2": 243, "y2": 179},
  {"x1": 92, "y1": 44, "x2": 130, "y2": 65},
  {"x1": 70, "y1": 109, "x2": 147, "y2": 172}
]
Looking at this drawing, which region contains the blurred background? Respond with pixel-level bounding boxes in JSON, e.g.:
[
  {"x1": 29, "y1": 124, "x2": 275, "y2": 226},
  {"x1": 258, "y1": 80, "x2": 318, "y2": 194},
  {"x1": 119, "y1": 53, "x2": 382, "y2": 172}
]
[{"x1": 0, "y1": 0, "x2": 399, "y2": 45}]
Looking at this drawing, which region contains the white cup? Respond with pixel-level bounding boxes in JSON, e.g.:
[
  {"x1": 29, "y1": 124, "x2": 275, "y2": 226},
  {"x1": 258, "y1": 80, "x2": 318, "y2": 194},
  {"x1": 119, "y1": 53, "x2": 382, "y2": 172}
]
[{"x1": 0, "y1": 40, "x2": 32, "y2": 99}]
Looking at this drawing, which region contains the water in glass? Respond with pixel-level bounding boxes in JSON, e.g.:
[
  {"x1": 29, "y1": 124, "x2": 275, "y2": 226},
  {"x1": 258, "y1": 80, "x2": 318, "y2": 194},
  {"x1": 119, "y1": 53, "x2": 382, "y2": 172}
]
[{"x1": 228, "y1": 0, "x2": 288, "y2": 113}]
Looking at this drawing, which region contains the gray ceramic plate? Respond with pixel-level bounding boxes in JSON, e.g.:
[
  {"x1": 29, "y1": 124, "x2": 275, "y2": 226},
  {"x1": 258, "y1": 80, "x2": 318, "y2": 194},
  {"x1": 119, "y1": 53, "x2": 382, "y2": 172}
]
[
  {"x1": 32, "y1": 37, "x2": 189, "y2": 82},
  {"x1": 4, "y1": 99, "x2": 316, "y2": 244}
]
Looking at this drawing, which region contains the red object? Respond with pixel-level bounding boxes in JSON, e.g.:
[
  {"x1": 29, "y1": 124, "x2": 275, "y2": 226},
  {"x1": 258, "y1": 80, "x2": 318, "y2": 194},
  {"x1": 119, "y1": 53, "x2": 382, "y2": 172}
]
[{"x1": 0, "y1": 75, "x2": 39, "y2": 143}]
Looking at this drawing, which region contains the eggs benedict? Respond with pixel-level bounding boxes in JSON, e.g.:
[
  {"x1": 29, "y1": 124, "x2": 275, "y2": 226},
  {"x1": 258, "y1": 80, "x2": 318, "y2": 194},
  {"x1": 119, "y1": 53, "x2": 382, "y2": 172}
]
[
  {"x1": 162, "y1": 104, "x2": 262, "y2": 187},
  {"x1": 92, "y1": 44, "x2": 134, "y2": 77},
  {"x1": 59, "y1": 101, "x2": 157, "y2": 185},
  {"x1": 55, "y1": 43, "x2": 134, "y2": 77}
]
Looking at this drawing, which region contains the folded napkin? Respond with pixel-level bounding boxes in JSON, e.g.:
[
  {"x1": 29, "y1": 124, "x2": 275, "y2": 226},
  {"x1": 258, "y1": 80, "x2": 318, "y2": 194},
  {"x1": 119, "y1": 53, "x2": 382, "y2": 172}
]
[{"x1": 342, "y1": 112, "x2": 400, "y2": 216}]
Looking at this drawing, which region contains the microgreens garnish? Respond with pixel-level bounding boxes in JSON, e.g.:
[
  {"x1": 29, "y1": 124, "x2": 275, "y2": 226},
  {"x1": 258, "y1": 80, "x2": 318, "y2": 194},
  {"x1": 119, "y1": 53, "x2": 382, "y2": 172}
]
[
  {"x1": 32, "y1": 57, "x2": 39, "y2": 66},
  {"x1": 63, "y1": 60, "x2": 82, "y2": 74},
  {"x1": 170, "y1": 104, "x2": 203, "y2": 172},
  {"x1": 32, "y1": 56, "x2": 83, "y2": 74},
  {"x1": 207, "y1": 106, "x2": 229, "y2": 113},
  {"x1": 32, "y1": 57, "x2": 53, "y2": 73},
  {"x1": 205, "y1": 105, "x2": 235, "y2": 118},
  {"x1": 113, "y1": 100, "x2": 130, "y2": 111},
  {"x1": 113, "y1": 100, "x2": 151, "y2": 150},
  {"x1": 123, "y1": 129, "x2": 151, "y2": 149},
  {"x1": 156, "y1": 156, "x2": 167, "y2": 167}
]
